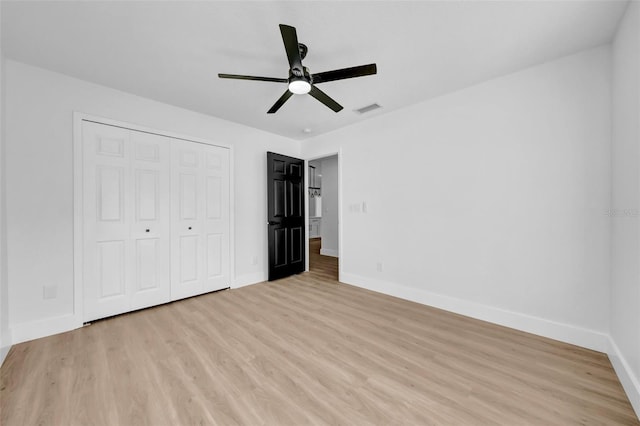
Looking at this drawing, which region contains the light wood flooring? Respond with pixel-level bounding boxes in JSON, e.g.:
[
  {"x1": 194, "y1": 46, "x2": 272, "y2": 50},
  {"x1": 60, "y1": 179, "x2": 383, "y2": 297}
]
[
  {"x1": 309, "y1": 237, "x2": 338, "y2": 281},
  {"x1": 1, "y1": 242, "x2": 638, "y2": 425}
]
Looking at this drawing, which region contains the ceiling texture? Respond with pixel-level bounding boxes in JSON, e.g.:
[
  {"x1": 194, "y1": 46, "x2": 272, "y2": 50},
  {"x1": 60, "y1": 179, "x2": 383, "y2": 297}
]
[{"x1": 1, "y1": 1, "x2": 629, "y2": 140}]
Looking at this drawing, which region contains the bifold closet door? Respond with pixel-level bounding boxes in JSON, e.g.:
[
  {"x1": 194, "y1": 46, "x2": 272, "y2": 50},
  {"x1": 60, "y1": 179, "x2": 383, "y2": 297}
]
[
  {"x1": 171, "y1": 139, "x2": 230, "y2": 301},
  {"x1": 82, "y1": 121, "x2": 171, "y2": 322},
  {"x1": 129, "y1": 131, "x2": 171, "y2": 310}
]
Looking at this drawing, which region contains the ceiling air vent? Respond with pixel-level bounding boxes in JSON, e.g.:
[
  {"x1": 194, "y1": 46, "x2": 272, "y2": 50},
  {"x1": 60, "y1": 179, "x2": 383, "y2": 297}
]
[{"x1": 354, "y1": 103, "x2": 382, "y2": 114}]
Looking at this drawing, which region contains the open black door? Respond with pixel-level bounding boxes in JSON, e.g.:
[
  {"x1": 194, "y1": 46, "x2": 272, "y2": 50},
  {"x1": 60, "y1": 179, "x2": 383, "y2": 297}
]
[{"x1": 267, "y1": 152, "x2": 306, "y2": 281}]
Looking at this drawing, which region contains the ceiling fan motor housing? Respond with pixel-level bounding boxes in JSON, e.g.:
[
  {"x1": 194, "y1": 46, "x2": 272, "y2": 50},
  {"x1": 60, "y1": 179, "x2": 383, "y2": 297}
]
[{"x1": 289, "y1": 66, "x2": 311, "y2": 83}]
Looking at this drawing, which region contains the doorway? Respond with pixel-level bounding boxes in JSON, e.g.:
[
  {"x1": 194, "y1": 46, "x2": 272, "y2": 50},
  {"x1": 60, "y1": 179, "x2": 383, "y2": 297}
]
[{"x1": 307, "y1": 155, "x2": 339, "y2": 280}]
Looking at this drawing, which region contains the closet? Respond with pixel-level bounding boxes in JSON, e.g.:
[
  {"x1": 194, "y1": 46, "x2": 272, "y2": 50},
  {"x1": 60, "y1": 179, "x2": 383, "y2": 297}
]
[{"x1": 81, "y1": 120, "x2": 230, "y2": 322}]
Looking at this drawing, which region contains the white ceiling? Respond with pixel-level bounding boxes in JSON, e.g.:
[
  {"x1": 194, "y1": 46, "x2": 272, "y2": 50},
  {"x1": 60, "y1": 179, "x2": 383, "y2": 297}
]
[{"x1": 1, "y1": 1, "x2": 628, "y2": 140}]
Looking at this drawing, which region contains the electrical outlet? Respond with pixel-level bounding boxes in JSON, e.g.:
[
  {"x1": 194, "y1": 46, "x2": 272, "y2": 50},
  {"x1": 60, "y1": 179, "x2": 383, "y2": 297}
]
[
  {"x1": 251, "y1": 256, "x2": 258, "y2": 266},
  {"x1": 376, "y1": 262, "x2": 383, "y2": 272},
  {"x1": 43, "y1": 285, "x2": 57, "y2": 300}
]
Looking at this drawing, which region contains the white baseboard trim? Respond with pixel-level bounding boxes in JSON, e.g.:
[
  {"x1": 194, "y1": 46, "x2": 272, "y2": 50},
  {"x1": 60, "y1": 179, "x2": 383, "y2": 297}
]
[
  {"x1": 608, "y1": 337, "x2": 640, "y2": 418},
  {"x1": 11, "y1": 314, "x2": 81, "y2": 345},
  {"x1": 0, "y1": 344, "x2": 10, "y2": 367},
  {"x1": 233, "y1": 272, "x2": 267, "y2": 289},
  {"x1": 340, "y1": 272, "x2": 610, "y2": 353},
  {"x1": 320, "y1": 248, "x2": 339, "y2": 258}
]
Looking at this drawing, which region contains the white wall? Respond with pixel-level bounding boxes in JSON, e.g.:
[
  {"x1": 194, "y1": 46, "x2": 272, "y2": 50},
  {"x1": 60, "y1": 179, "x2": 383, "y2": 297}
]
[
  {"x1": 610, "y1": 1, "x2": 640, "y2": 416},
  {"x1": 4, "y1": 60, "x2": 299, "y2": 343},
  {"x1": 302, "y1": 46, "x2": 612, "y2": 352},
  {"x1": 320, "y1": 155, "x2": 339, "y2": 257},
  {"x1": 0, "y1": 4, "x2": 11, "y2": 365}
]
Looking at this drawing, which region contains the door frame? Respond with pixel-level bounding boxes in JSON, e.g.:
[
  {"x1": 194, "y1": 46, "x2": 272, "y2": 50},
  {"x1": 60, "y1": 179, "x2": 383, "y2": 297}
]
[
  {"x1": 72, "y1": 112, "x2": 235, "y2": 325},
  {"x1": 304, "y1": 150, "x2": 342, "y2": 281}
]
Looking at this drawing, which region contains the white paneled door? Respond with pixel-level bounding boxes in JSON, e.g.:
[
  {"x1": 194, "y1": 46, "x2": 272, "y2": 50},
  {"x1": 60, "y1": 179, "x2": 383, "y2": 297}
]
[
  {"x1": 170, "y1": 139, "x2": 230, "y2": 301},
  {"x1": 202, "y1": 145, "x2": 230, "y2": 293},
  {"x1": 83, "y1": 122, "x2": 133, "y2": 321},
  {"x1": 82, "y1": 120, "x2": 229, "y2": 322},
  {"x1": 129, "y1": 131, "x2": 171, "y2": 311}
]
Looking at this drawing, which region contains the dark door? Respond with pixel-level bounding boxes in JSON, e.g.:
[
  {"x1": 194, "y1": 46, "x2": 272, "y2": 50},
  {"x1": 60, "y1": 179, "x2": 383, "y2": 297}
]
[{"x1": 267, "y1": 152, "x2": 306, "y2": 281}]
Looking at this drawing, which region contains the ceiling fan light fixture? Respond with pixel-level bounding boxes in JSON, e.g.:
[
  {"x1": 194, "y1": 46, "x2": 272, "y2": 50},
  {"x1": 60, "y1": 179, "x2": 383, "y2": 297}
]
[
  {"x1": 218, "y1": 24, "x2": 377, "y2": 113},
  {"x1": 288, "y1": 79, "x2": 311, "y2": 95}
]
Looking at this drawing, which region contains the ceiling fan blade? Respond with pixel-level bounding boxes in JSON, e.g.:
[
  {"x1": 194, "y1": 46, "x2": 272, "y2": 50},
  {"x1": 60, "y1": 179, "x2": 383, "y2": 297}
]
[
  {"x1": 218, "y1": 73, "x2": 288, "y2": 83},
  {"x1": 311, "y1": 64, "x2": 377, "y2": 84},
  {"x1": 267, "y1": 90, "x2": 294, "y2": 114},
  {"x1": 279, "y1": 24, "x2": 303, "y2": 72},
  {"x1": 308, "y1": 86, "x2": 343, "y2": 112}
]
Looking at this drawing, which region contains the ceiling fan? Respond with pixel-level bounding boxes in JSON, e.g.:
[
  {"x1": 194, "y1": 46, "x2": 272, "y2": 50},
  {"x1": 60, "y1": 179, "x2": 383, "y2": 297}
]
[{"x1": 218, "y1": 24, "x2": 377, "y2": 114}]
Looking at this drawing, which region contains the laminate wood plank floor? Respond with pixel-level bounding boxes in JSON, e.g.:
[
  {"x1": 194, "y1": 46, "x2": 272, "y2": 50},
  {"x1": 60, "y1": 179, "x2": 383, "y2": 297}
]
[
  {"x1": 309, "y1": 238, "x2": 338, "y2": 281},
  {"x1": 1, "y1": 242, "x2": 638, "y2": 425}
]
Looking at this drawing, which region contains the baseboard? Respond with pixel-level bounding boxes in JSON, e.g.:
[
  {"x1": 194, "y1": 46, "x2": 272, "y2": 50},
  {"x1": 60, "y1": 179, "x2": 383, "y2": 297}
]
[
  {"x1": 233, "y1": 272, "x2": 267, "y2": 289},
  {"x1": 608, "y1": 337, "x2": 640, "y2": 418},
  {"x1": 340, "y1": 272, "x2": 610, "y2": 353},
  {"x1": 10, "y1": 273, "x2": 268, "y2": 343},
  {"x1": 0, "y1": 344, "x2": 10, "y2": 367},
  {"x1": 10, "y1": 314, "x2": 80, "y2": 345},
  {"x1": 320, "y1": 248, "x2": 339, "y2": 258}
]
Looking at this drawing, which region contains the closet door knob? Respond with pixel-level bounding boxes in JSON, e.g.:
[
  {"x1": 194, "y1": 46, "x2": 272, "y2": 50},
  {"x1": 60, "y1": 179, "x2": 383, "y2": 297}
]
[
  {"x1": 188, "y1": 226, "x2": 192, "y2": 230},
  {"x1": 145, "y1": 229, "x2": 150, "y2": 233}
]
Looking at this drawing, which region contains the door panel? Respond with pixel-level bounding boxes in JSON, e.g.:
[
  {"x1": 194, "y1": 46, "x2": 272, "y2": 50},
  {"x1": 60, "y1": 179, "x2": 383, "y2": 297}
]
[
  {"x1": 171, "y1": 141, "x2": 204, "y2": 300},
  {"x1": 179, "y1": 150, "x2": 199, "y2": 167},
  {"x1": 96, "y1": 136, "x2": 125, "y2": 157},
  {"x1": 135, "y1": 238, "x2": 159, "y2": 291},
  {"x1": 274, "y1": 228, "x2": 287, "y2": 267},
  {"x1": 179, "y1": 173, "x2": 198, "y2": 220},
  {"x1": 205, "y1": 150, "x2": 222, "y2": 170},
  {"x1": 290, "y1": 163, "x2": 302, "y2": 177},
  {"x1": 290, "y1": 227, "x2": 304, "y2": 263},
  {"x1": 273, "y1": 179, "x2": 286, "y2": 218},
  {"x1": 179, "y1": 235, "x2": 199, "y2": 282},
  {"x1": 267, "y1": 152, "x2": 305, "y2": 280},
  {"x1": 206, "y1": 233, "x2": 223, "y2": 277},
  {"x1": 202, "y1": 144, "x2": 230, "y2": 292},
  {"x1": 273, "y1": 158, "x2": 286, "y2": 174},
  {"x1": 84, "y1": 122, "x2": 171, "y2": 320},
  {"x1": 135, "y1": 170, "x2": 158, "y2": 221},
  {"x1": 134, "y1": 141, "x2": 160, "y2": 162},
  {"x1": 83, "y1": 122, "x2": 131, "y2": 320},
  {"x1": 97, "y1": 240, "x2": 126, "y2": 297},
  {"x1": 129, "y1": 131, "x2": 171, "y2": 310},
  {"x1": 97, "y1": 166, "x2": 125, "y2": 221},
  {"x1": 289, "y1": 181, "x2": 302, "y2": 217},
  {"x1": 171, "y1": 141, "x2": 230, "y2": 299},
  {"x1": 206, "y1": 176, "x2": 222, "y2": 219}
]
